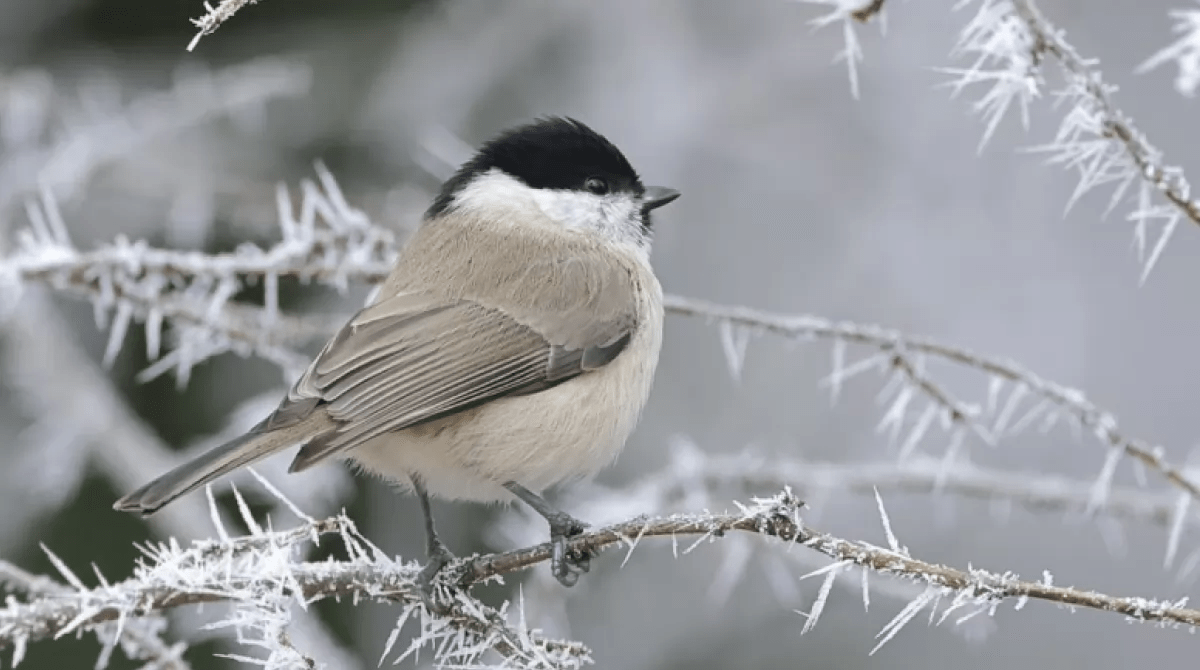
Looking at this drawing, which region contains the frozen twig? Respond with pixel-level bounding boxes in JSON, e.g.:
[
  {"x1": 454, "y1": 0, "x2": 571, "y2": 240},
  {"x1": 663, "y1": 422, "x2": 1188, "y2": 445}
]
[
  {"x1": 798, "y1": 0, "x2": 889, "y2": 99},
  {"x1": 10, "y1": 187, "x2": 1192, "y2": 514},
  {"x1": 0, "y1": 559, "x2": 189, "y2": 669},
  {"x1": 943, "y1": 0, "x2": 1200, "y2": 280},
  {"x1": 591, "y1": 441, "x2": 1200, "y2": 535},
  {"x1": 851, "y1": 0, "x2": 887, "y2": 23},
  {"x1": 4, "y1": 488, "x2": 1196, "y2": 667},
  {"x1": 0, "y1": 58, "x2": 311, "y2": 211},
  {"x1": 510, "y1": 441, "x2": 1197, "y2": 637},
  {"x1": 2, "y1": 294, "x2": 360, "y2": 668},
  {"x1": 1, "y1": 168, "x2": 395, "y2": 382},
  {"x1": 189, "y1": 0, "x2": 264, "y2": 51},
  {"x1": 662, "y1": 294, "x2": 1200, "y2": 509},
  {"x1": 0, "y1": 513, "x2": 589, "y2": 669}
]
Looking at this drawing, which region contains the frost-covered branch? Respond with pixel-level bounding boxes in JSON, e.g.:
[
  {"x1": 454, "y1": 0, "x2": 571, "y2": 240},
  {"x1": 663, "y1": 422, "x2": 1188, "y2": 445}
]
[
  {"x1": 942, "y1": 0, "x2": 1200, "y2": 280},
  {"x1": 0, "y1": 502, "x2": 590, "y2": 669},
  {"x1": 1, "y1": 295, "x2": 361, "y2": 668},
  {"x1": 584, "y1": 439, "x2": 1200, "y2": 536},
  {"x1": 799, "y1": 0, "x2": 890, "y2": 98},
  {"x1": 1, "y1": 168, "x2": 395, "y2": 383},
  {"x1": 188, "y1": 0, "x2": 264, "y2": 51},
  {"x1": 664, "y1": 294, "x2": 1200, "y2": 514},
  {"x1": 500, "y1": 440, "x2": 1200, "y2": 642},
  {"x1": 0, "y1": 559, "x2": 189, "y2": 669},
  {"x1": 801, "y1": 0, "x2": 1200, "y2": 278},
  {"x1": 4, "y1": 487, "x2": 1197, "y2": 668},
  {"x1": 0, "y1": 58, "x2": 310, "y2": 211}
]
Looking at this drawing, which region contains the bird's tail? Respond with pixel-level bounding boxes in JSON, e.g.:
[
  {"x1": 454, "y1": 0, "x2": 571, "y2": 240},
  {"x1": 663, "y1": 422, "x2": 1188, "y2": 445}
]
[{"x1": 112, "y1": 416, "x2": 324, "y2": 516}]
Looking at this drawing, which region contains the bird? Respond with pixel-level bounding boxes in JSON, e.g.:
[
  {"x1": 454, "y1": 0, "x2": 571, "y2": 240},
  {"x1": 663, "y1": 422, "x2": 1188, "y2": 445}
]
[{"x1": 114, "y1": 116, "x2": 680, "y2": 597}]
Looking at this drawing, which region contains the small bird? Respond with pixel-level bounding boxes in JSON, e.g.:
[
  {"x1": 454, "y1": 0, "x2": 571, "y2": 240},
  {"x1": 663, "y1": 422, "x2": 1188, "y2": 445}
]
[{"x1": 114, "y1": 117, "x2": 679, "y2": 594}]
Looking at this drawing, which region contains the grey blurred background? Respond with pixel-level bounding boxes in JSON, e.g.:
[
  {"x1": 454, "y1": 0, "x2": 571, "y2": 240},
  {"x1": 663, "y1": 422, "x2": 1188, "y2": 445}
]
[{"x1": 1, "y1": 0, "x2": 1198, "y2": 668}]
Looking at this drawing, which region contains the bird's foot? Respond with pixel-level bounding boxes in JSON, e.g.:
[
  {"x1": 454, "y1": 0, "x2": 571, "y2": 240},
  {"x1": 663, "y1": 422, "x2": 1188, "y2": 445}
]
[
  {"x1": 416, "y1": 542, "x2": 457, "y2": 615},
  {"x1": 547, "y1": 513, "x2": 591, "y2": 587}
]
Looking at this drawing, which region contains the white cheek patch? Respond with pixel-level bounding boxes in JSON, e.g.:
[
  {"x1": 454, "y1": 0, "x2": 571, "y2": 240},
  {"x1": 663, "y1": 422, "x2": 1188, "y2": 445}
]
[
  {"x1": 451, "y1": 170, "x2": 538, "y2": 220},
  {"x1": 531, "y1": 189, "x2": 649, "y2": 250},
  {"x1": 451, "y1": 168, "x2": 651, "y2": 253}
]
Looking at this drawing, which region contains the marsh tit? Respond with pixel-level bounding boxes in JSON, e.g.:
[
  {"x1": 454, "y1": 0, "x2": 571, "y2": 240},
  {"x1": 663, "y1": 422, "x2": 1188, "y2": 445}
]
[{"x1": 114, "y1": 117, "x2": 679, "y2": 592}]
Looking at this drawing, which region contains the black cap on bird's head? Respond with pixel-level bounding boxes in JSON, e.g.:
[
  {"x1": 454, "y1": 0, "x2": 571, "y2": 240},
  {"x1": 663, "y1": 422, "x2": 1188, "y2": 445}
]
[{"x1": 427, "y1": 117, "x2": 679, "y2": 222}]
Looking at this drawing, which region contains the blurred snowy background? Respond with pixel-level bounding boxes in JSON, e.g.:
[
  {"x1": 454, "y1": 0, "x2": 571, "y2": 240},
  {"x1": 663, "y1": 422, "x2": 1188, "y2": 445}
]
[{"x1": 3, "y1": 0, "x2": 1200, "y2": 667}]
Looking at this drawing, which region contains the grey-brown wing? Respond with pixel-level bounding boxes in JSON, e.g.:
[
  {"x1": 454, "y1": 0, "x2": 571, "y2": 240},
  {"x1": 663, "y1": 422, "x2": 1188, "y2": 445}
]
[{"x1": 273, "y1": 291, "x2": 631, "y2": 472}]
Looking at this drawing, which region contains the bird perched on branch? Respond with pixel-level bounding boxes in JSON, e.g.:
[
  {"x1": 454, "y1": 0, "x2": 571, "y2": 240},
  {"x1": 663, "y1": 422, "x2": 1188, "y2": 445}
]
[{"x1": 115, "y1": 117, "x2": 679, "y2": 598}]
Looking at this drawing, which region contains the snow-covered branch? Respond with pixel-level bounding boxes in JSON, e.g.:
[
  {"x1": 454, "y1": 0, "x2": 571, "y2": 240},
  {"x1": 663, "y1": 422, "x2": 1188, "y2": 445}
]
[
  {"x1": 498, "y1": 440, "x2": 1200, "y2": 642},
  {"x1": 4, "y1": 486, "x2": 1196, "y2": 668}
]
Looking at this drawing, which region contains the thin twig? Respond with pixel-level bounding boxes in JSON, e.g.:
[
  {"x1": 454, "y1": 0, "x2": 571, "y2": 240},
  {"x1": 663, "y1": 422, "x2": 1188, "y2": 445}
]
[
  {"x1": 605, "y1": 444, "x2": 1200, "y2": 532},
  {"x1": 662, "y1": 294, "x2": 1200, "y2": 506},
  {"x1": 852, "y1": 0, "x2": 886, "y2": 23},
  {"x1": 0, "y1": 561, "x2": 190, "y2": 669},
  {"x1": 1013, "y1": 0, "x2": 1200, "y2": 229},
  {"x1": 189, "y1": 0, "x2": 263, "y2": 51}
]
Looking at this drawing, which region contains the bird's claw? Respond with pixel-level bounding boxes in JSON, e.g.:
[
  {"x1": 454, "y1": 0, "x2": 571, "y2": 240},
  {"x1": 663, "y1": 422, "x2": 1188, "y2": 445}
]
[
  {"x1": 548, "y1": 516, "x2": 591, "y2": 587},
  {"x1": 416, "y1": 544, "x2": 456, "y2": 615}
]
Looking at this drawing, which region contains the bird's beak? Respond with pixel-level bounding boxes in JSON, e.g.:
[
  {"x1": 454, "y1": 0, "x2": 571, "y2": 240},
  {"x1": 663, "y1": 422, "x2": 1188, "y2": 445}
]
[{"x1": 642, "y1": 186, "x2": 681, "y2": 212}]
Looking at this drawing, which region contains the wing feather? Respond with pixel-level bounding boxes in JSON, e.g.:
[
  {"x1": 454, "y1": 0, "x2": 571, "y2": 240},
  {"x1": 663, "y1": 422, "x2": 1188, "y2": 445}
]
[
  {"x1": 268, "y1": 222, "x2": 644, "y2": 472},
  {"x1": 280, "y1": 292, "x2": 629, "y2": 472}
]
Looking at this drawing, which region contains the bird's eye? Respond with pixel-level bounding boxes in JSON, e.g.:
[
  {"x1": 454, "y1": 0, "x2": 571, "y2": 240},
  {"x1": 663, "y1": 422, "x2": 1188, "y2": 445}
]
[{"x1": 584, "y1": 177, "x2": 609, "y2": 195}]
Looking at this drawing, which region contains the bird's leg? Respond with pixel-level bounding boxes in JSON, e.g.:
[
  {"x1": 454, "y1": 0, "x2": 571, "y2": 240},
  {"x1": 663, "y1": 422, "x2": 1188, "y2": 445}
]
[
  {"x1": 412, "y1": 476, "x2": 455, "y2": 612},
  {"x1": 503, "y1": 481, "x2": 591, "y2": 587}
]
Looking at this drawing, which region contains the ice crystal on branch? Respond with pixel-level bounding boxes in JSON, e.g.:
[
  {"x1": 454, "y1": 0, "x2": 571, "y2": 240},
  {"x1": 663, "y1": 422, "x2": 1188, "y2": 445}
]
[
  {"x1": 800, "y1": 0, "x2": 1200, "y2": 279},
  {"x1": 942, "y1": 0, "x2": 1040, "y2": 149},
  {"x1": 0, "y1": 481, "x2": 593, "y2": 669},
  {"x1": 1139, "y1": 3, "x2": 1200, "y2": 97},
  {"x1": 797, "y1": 0, "x2": 888, "y2": 99},
  {"x1": 189, "y1": 1, "x2": 264, "y2": 51},
  {"x1": 0, "y1": 58, "x2": 310, "y2": 213},
  {"x1": 664, "y1": 295, "x2": 1200, "y2": 521},
  {"x1": 0, "y1": 165, "x2": 397, "y2": 386},
  {"x1": 939, "y1": 0, "x2": 1200, "y2": 280}
]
